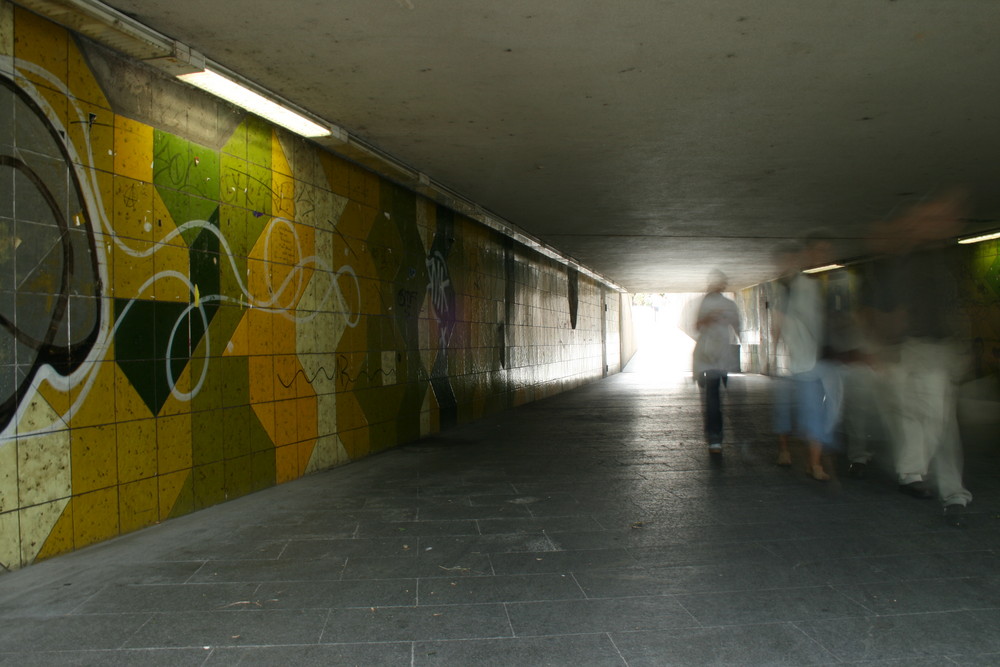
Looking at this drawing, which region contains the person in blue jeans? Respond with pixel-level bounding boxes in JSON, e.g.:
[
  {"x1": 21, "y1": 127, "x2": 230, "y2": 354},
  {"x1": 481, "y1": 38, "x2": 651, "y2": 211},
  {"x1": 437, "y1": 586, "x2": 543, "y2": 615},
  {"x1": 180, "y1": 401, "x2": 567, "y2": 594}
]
[{"x1": 774, "y1": 234, "x2": 841, "y2": 481}]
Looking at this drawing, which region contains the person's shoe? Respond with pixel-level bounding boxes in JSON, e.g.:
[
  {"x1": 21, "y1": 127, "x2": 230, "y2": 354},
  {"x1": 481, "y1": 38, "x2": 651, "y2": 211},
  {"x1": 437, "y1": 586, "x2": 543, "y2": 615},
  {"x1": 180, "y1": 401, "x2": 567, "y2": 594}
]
[
  {"x1": 848, "y1": 462, "x2": 867, "y2": 479},
  {"x1": 944, "y1": 503, "x2": 968, "y2": 527},
  {"x1": 808, "y1": 465, "x2": 830, "y2": 481},
  {"x1": 708, "y1": 443, "x2": 723, "y2": 457},
  {"x1": 776, "y1": 451, "x2": 792, "y2": 467},
  {"x1": 899, "y1": 481, "x2": 934, "y2": 499}
]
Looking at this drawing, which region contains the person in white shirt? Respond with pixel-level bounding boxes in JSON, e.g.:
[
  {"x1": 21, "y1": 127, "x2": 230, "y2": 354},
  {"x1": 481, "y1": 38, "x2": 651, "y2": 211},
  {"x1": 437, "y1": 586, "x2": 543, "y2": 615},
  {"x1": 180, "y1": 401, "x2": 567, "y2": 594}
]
[{"x1": 692, "y1": 269, "x2": 741, "y2": 457}]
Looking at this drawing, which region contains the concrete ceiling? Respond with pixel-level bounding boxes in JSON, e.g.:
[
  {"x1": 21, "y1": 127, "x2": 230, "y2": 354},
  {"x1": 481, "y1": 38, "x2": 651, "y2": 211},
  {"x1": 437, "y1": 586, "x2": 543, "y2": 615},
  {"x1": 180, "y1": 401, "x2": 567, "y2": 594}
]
[{"x1": 105, "y1": 0, "x2": 1000, "y2": 292}]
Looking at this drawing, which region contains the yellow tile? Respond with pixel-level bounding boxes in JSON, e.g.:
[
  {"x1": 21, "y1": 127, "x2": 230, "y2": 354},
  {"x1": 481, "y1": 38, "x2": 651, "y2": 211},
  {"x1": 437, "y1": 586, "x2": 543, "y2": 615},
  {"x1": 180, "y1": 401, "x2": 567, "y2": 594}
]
[
  {"x1": 156, "y1": 413, "x2": 192, "y2": 475},
  {"x1": 296, "y1": 440, "x2": 314, "y2": 477},
  {"x1": 0, "y1": 510, "x2": 19, "y2": 571},
  {"x1": 66, "y1": 35, "x2": 109, "y2": 110},
  {"x1": 119, "y1": 477, "x2": 158, "y2": 534},
  {"x1": 113, "y1": 115, "x2": 154, "y2": 183},
  {"x1": 66, "y1": 100, "x2": 113, "y2": 174},
  {"x1": 249, "y1": 354, "x2": 274, "y2": 405},
  {"x1": 114, "y1": 364, "x2": 154, "y2": 422},
  {"x1": 158, "y1": 469, "x2": 192, "y2": 520},
  {"x1": 14, "y1": 6, "x2": 67, "y2": 90},
  {"x1": 227, "y1": 311, "x2": 251, "y2": 357},
  {"x1": 272, "y1": 172, "x2": 295, "y2": 222},
  {"x1": 153, "y1": 239, "x2": 194, "y2": 303},
  {"x1": 245, "y1": 309, "x2": 272, "y2": 359},
  {"x1": 296, "y1": 396, "x2": 317, "y2": 443},
  {"x1": 72, "y1": 487, "x2": 119, "y2": 548},
  {"x1": 0, "y1": 442, "x2": 15, "y2": 513},
  {"x1": 272, "y1": 354, "x2": 298, "y2": 402},
  {"x1": 274, "y1": 399, "x2": 297, "y2": 446},
  {"x1": 36, "y1": 376, "x2": 71, "y2": 423},
  {"x1": 320, "y1": 151, "x2": 350, "y2": 197},
  {"x1": 19, "y1": 497, "x2": 70, "y2": 566},
  {"x1": 117, "y1": 418, "x2": 156, "y2": 483},
  {"x1": 17, "y1": 429, "x2": 71, "y2": 506},
  {"x1": 274, "y1": 443, "x2": 298, "y2": 484},
  {"x1": 112, "y1": 175, "x2": 154, "y2": 241},
  {"x1": 33, "y1": 499, "x2": 74, "y2": 562},
  {"x1": 68, "y1": 361, "x2": 117, "y2": 428},
  {"x1": 71, "y1": 424, "x2": 117, "y2": 494},
  {"x1": 111, "y1": 238, "x2": 156, "y2": 301}
]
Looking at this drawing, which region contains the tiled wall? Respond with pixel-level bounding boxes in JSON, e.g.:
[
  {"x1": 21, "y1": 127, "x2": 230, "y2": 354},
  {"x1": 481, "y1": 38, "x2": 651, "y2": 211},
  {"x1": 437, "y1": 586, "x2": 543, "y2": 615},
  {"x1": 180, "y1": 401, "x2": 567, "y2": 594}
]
[{"x1": 0, "y1": 5, "x2": 624, "y2": 570}]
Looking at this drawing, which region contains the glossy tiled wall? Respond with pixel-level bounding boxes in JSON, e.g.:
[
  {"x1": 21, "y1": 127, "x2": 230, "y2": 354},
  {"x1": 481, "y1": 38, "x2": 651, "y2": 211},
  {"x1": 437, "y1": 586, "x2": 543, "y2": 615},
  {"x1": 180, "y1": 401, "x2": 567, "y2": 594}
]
[{"x1": 0, "y1": 5, "x2": 624, "y2": 570}]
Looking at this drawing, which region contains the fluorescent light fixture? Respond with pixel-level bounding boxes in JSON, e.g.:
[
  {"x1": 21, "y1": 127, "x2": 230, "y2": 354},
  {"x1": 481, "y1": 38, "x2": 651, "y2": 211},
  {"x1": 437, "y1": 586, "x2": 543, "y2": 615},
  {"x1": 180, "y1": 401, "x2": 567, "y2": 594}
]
[
  {"x1": 958, "y1": 230, "x2": 1000, "y2": 245},
  {"x1": 802, "y1": 263, "x2": 845, "y2": 274},
  {"x1": 177, "y1": 70, "x2": 331, "y2": 138}
]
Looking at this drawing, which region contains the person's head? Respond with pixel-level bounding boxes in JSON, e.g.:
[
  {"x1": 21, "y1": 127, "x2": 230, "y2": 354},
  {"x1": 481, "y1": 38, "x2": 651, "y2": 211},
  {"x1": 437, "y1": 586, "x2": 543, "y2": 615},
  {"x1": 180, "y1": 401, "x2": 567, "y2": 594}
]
[{"x1": 707, "y1": 268, "x2": 728, "y2": 293}]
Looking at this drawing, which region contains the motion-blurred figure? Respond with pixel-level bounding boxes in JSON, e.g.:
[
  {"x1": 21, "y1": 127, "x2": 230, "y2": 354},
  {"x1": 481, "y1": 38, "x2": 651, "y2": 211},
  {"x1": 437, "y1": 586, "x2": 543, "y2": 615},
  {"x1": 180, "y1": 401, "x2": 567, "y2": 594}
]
[
  {"x1": 692, "y1": 269, "x2": 740, "y2": 457},
  {"x1": 824, "y1": 271, "x2": 885, "y2": 478},
  {"x1": 770, "y1": 242, "x2": 799, "y2": 468},
  {"x1": 863, "y1": 189, "x2": 973, "y2": 526},
  {"x1": 773, "y1": 233, "x2": 841, "y2": 481}
]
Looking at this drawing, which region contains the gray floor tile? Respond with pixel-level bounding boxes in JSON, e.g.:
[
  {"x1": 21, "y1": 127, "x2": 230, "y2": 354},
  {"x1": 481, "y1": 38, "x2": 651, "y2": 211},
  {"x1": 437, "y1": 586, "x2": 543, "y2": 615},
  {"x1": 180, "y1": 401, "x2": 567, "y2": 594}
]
[
  {"x1": 507, "y1": 595, "x2": 697, "y2": 636},
  {"x1": 476, "y1": 516, "x2": 605, "y2": 535},
  {"x1": 613, "y1": 623, "x2": 839, "y2": 666},
  {"x1": 674, "y1": 585, "x2": 870, "y2": 625},
  {"x1": 278, "y1": 537, "x2": 414, "y2": 560},
  {"x1": 0, "y1": 614, "x2": 152, "y2": 652},
  {"x1": 414, "y1": 634, "x2": 626, "y2": 666},
  {"x1": 417, "y1": 533, "x2": 557, "y2": 556},
  {"x1": 122, "y1": 609, "x2": 329, "y2": 649},
  {"x1": 341, "y1": 553, "x2": 493, "y2": 579},
  {"x1": 206, "y1": 643, "x2": 412, "y2": 666},
  {"x1": 74, "y1": 583, "x2": 262, "y2": 614},
  {"x1": 357, "y1": 519, "x2": 479, "y2": 538},
  {"x1": 795, "y1": 611, "x2": 1000, "y2": 662},
  {"x1": 490, "y1": 548, "x2": 640, "y2": 575},
  {"x1": 253, "y1": 578, "x2": 418, "y2": 609},
  {"x1": 0, "y1": 648, "x2": 211, "y2": 665},
  {"x1": 321, "y1": 604, "x2": 511, "y2": 642},
  {"x1": 418, "y1": 573, "x2": 585, "y2": 605},
  {"x1": 186, "y1": 557, "x2": 347, "y2": 583},
  {"x1": 835, "y1": 576, "x2": 1000, "y2": 615}
]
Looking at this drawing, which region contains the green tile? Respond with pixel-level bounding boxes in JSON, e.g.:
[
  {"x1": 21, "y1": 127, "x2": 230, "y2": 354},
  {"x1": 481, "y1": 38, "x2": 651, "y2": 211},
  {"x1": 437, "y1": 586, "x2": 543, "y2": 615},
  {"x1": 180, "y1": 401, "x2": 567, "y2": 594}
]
[
  {"x1": 192, "y1": 461, "x2": 225, "y2": 509},
  {"x1": 223, "y1": 405, "x2": 251, "y2": 459},
  {"x1": 250, "y1": 449, "x2": 276, "y2": 491},
  {"x1": 224, "y1": 454, "x2": 252, "y2": 500},
  {"x1": 191, "y1": 409, "x2": 224, "y2": 465}
]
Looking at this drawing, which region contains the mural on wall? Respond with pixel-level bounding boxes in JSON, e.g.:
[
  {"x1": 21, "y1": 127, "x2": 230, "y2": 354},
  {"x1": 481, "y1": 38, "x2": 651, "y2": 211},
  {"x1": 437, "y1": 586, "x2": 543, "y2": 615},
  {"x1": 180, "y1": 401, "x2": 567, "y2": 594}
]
[
  {"x1": 0, "y1": 76, "x2": 103, "y2": 434},
  {"x1": 0, "y1": 5, "x2": 614, "y2": 572}
]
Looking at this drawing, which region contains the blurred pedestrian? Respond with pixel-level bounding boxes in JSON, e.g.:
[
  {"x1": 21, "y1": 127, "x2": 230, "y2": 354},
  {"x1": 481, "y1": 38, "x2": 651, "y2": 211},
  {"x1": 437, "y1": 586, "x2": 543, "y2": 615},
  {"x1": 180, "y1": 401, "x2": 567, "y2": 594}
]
[
  {"x1": 692, "y1": 269, "x2": 741, "y2": 457},
  {"x1": 773, "y1": 233, "x2": 841, "y2": 481},
  {"x1": 862, "y1": 189, "x2": 973, "y2": 525}
]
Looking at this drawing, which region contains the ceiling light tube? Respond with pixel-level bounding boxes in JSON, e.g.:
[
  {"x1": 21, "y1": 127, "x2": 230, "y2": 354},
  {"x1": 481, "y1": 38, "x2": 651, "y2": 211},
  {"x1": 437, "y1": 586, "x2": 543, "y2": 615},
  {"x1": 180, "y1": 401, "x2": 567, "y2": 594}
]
[
  {"x1": 802, "y1": 263, "x2": 845, "y2": 274},
  {"x1": 957, "y1": 230, "x2": 1000, "y2": 245},
  {"x1": 177, "y1": 69, "x2": 331, "y2": 138}
]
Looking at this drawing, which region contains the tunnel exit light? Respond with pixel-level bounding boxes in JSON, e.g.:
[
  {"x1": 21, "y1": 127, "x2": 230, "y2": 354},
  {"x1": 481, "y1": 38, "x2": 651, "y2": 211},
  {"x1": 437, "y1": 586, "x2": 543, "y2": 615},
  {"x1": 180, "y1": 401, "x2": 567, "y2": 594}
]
[
  {"x1": 177, "y1": 70, "x2": 332, "y2": 138},
  {"x1": 958, "y1": 230, "x2": 1000, "y2": 245}
]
